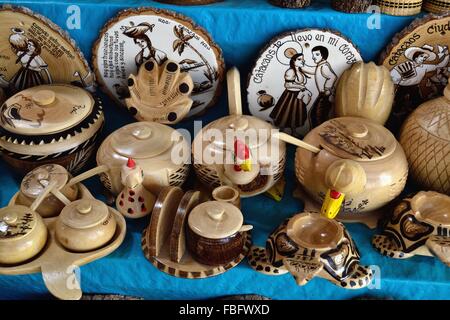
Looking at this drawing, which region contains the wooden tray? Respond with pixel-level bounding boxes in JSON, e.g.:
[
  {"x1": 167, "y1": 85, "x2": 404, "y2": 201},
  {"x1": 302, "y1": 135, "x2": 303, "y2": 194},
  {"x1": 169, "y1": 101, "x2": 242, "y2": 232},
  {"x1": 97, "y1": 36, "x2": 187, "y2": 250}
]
[
  {"x1": 1, "y1": 185, "x2": 126, "y2": 300},
  {"x1": 142, "y1": 229, "x2": 252, "y2": 279}
]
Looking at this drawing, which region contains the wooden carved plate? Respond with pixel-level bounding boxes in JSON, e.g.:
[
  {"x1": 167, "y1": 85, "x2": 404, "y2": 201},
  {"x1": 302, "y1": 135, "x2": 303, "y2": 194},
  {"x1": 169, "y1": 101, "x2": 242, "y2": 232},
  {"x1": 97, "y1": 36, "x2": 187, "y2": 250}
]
[
  {"x1": 2, "y1": 184, "x2": 127, "y2": 300},
  {"x1": 247, "y1": 29, "x2": 362, "y2": 137},
  {"x1": 0, "y1": 6, "x2": 94, "y2": 96},
  {"x1": 92, "y1": 7, "x2": 225, "y2": 118},
  {"x1": 379, "y1": 13, "x2": 450, "y2": 130}
]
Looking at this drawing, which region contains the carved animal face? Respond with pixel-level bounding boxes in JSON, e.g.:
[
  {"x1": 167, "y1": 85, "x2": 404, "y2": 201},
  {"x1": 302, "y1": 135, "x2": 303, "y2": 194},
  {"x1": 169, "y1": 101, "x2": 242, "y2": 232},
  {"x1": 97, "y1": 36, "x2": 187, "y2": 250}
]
[{"x1": 383, "y1": 198, "x2": 434, "y2": 253}]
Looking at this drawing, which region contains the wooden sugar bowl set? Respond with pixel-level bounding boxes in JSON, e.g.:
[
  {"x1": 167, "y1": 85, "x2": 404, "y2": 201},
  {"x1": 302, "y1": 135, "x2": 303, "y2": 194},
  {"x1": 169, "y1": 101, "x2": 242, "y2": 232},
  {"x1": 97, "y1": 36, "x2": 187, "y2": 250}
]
[
  {"x1": 141, "y1": 185, "x2": 252, "y2": 279},
  {"x1": 0, "y1": 164, "x2": 126, "y2": 300}
]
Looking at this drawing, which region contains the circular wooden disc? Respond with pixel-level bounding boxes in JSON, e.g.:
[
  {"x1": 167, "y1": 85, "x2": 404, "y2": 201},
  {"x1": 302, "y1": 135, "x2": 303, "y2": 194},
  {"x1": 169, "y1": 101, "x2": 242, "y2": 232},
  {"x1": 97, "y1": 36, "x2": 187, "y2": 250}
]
[
  {"x1": 247, "y1": 29, "x2": 362, "y2": 137},
  {"x1": 379, "y1": 13, "x2": 450, "y2": 129},
  {"x1": 142, "y1": 229, "x2": 252, "y2": 279},
  {"x1": 92, "y1": 7, "x2": 225, "y2": 118},
  {"x1": 0, "y1": 6, "x2": 94, "y2": 96}
]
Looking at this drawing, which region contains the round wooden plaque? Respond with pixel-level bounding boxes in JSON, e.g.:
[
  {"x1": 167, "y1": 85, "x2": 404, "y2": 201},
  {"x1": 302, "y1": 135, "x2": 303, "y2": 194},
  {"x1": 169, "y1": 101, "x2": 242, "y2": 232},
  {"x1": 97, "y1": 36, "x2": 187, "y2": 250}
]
[
  {"x1": 92, "y1": 7, "x2": 225, "y2": 118},
  {"x1": 0, "y1": 6, "x2": 94, "y2": 96},
  {"x1": 247, "y1": 29, "x2": 362, "y2": 137},
  {"x1": 379, "y1": 13, "x2": 450, "y2": 129}
]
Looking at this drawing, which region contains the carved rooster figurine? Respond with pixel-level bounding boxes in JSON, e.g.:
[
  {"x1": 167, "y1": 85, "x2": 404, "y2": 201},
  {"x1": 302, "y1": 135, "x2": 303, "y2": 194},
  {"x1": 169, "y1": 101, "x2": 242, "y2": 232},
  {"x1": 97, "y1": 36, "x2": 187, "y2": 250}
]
[{"x1": 116, "y1": 158, "x2": 156, "y2": 218}]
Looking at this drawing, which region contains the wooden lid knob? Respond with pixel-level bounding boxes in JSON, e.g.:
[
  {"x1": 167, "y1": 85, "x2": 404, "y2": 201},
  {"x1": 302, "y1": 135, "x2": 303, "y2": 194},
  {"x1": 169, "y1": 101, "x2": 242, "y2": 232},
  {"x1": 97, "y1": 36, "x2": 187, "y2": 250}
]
[
  {"x1": 132, "y1": 127, "x2": 152, "y2": 140},
  {"x1": 347, "y1": 123, "x2": 368, "y2": 138},
  {"x1": 32, "y1": 90, "x2": 55, "y2": 106},
  {"x1": 229, "y1": 117, "x2": 249, "y2": 130},
  {"x1": 207, "y1": 207, "x2": 225, "y2": 221},
  {"x1": 76, "y1": 203, "x2": 92, "y2": 215},
  {"x1": 2, "y1": 212, "x2": 18, "y2": 225}
]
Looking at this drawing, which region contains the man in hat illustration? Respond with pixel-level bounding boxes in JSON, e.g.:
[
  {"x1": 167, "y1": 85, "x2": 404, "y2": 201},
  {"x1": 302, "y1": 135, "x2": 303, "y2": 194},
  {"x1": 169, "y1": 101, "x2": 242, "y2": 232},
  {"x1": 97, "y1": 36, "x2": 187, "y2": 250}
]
[{"x1": 390, "y1": 44, "x2": 449, "y2": 122}]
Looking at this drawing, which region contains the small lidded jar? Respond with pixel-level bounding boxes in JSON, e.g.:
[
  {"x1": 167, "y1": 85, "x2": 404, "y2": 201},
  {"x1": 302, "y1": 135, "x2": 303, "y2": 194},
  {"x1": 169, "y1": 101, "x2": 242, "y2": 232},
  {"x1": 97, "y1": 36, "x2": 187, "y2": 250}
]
[
  {"x1": 16, "y1": 164, "x2": 79, "y2": 217},
  {"x1": 0, "y1": 205, "x2": 47, "y2": 265},
  {"x1": 187, "y1": 201, "x2": 252, "y2": 266},
  {"x1": 55, "y1": 199, "x2": 116, "y2": 252}
]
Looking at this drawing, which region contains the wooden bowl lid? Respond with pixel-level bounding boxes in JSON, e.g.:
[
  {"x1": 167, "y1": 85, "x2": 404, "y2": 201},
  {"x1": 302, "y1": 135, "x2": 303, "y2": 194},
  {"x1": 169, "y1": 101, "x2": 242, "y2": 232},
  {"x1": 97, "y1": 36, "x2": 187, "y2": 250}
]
[
  {"x1": 316, "y1": 117, "x2": 397, "y2": 161},
  {"x1": 286, "y1": 212, "x2": 343, "y2": 250},
  {"x1": 20, "y1": 164, "x2": 69, "y2": 198},
  {"x1": 188, "y1": 201, "x2": 243, "y2": 239},
  {"x1": 201, "y1": 115, "x2": 274, "y2": 150},
  {"x1": 0, "y1": 205, "x2": 39, "y2": 240},
  {"x1": 1, "y1": 84, "x2": 95, "y2": 136},
  {"x1": 59, "y1": 199, "x2": 109, "y2": 229},
  {"x1": 0, "y1": 6, "x2": 94, "y2": 93},
  {"x1": 109, "y1": 122, "x2": 174, "y2": 159}
]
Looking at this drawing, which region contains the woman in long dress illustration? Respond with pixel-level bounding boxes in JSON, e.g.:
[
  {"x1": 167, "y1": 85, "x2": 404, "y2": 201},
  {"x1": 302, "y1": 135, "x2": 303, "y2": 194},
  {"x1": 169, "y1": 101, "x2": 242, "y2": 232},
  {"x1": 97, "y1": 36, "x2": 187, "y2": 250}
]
[
  {"x1": 269, "y1": 50, "x2": 312, "y2": 134},
  {"x1": 8, "y1": 28, "x2": 52, "y2": 93},
  {"x1": 122, "y1": 22, "x2": 168, "y2": 67}
]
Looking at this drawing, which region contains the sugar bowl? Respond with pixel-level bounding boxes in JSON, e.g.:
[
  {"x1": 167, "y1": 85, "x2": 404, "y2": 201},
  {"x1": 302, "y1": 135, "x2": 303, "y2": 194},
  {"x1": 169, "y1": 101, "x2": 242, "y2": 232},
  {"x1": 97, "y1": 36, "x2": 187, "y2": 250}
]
[
  {"x1": 16, "y1": 164, "x2": 79, "y2": 218},
  {"x1": 187, "y1": 201, "x2": 253, "y2": 265},
  {"x1": 55, "y1": 199, "x2": 117, "y2": 252},
  {"x1": 0, "y1": 84, "x2": 104, "y2": 174},
  {"x1": 192, "y1": 68, "x2": 286, "y2": 197},
  {"x1": 276, "y1": 116, "x2": 408, "y2": 227},
  {"x1": 96, "y1": 121, "x2": 190, "y2": 195},
  {"x1": 0, "y1": 205, "x2": 47, "y2": 265}
]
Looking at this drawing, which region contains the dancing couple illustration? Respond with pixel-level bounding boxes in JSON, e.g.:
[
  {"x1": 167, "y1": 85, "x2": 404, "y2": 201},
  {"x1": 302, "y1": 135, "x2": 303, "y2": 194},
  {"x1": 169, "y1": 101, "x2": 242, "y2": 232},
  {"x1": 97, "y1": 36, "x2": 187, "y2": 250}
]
[{"x1": 262, "y1": 42, "x2": 337, "y2": 135}]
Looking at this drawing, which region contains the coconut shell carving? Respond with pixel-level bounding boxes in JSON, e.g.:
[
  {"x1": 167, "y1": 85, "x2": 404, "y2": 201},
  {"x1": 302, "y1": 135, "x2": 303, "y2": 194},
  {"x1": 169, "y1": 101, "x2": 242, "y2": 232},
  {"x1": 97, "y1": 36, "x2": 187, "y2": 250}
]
[
  {"x1": 335, "y1": 61, "x2": 394, "y2": 125},
  {"x1": 375, "y1": 0, "x2": 423, "y2": 16},
  {"x1": 399, "y1": 83, "x2": 450, "y2": 194},
  {"x1": 125, "y1": 59, "x2": 193, "y2": 124}
]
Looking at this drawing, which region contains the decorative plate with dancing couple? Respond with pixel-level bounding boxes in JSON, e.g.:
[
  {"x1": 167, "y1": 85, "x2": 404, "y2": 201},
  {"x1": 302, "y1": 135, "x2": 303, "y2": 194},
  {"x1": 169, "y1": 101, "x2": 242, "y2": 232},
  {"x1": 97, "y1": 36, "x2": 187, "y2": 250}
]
[{"x1": 247, "y1": 29, "x2": 362, "y2": 137}]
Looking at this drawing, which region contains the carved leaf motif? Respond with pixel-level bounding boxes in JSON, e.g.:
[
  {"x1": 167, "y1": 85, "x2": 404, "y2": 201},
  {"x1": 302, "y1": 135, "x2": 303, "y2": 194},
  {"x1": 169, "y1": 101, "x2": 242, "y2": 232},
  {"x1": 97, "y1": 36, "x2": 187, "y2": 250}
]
[
  {"x1": 173, "y1": 26, "x2": 182, "y2": 39},
  {"x1": 178, "y1": 43, "x2": 185, "y2": 56},
  {"x1": 173, "y1": 39, "x2": 183, "y2": 52}
]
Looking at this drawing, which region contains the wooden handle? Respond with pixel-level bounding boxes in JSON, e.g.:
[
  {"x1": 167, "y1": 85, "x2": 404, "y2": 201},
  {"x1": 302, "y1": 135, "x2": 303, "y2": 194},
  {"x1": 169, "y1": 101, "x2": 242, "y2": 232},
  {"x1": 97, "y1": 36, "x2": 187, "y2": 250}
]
[
  {"x1": 67, "y1": 165, "x2": 109, "y2": 187},
  {"x1": 50, "y1": 188, "x2": 72, "y2": 206},
  {"x1": 30, "y1": 180, "x2": 58, "y2": 212},
  {"x1": 41, "y1": 261, "x2": 82, "y2": 300},
  {"x1": 273, "y1": 132, "x2": 321, "y2": 154},
  {"x1": 227, "y1": 67, "x2": 242, "y2": 116}
]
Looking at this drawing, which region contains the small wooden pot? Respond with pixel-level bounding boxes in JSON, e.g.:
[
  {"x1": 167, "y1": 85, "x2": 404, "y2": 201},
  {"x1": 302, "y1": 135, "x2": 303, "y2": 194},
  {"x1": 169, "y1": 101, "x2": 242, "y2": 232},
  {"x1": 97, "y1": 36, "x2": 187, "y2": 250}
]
[
  {"x1": 212, "y1": 186, "x2": 241, "y2": 208},
  {"x1": 0, "y1": 205, "x2": 48, "y2": 265},
  {"x1": 16, "y1": 164, "x2": 79, "y2": 218},
  {"x1": 55, "y1": 199, "x2": 116, "y2": 252},
  {"x1": 0, "y1": 85, "x2": 104, "y2": 175},
  {"x1": 423, "y1": 0, "x2": 450, "y2": 13},
  {"x1": 269, "y1": 0, "x2": 311, "y2": 8},
  {"x1": 332, "y1": 0, "x2": 372, "y2": 12},
  {"x1": 187, "y1": 201, "x2": 252, "y2": 265},
  {"x1": 375, "y1": 0, "x2": 423, "y2": 16}
]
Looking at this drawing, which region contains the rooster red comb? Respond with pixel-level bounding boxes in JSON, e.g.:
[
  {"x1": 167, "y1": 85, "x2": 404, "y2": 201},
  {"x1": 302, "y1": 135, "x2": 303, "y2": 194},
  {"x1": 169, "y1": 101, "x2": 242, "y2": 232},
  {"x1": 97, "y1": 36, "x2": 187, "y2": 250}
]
[{"x1": 127, "y1": 158, "x2": 136, "y2": 169}]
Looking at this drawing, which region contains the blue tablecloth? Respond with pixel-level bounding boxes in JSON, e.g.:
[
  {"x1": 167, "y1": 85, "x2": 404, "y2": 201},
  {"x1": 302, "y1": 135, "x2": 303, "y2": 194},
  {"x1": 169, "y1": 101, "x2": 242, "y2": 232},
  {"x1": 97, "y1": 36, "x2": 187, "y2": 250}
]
[{"x1": 0, "y1": 0, "x2": 449, "y2": 300}]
